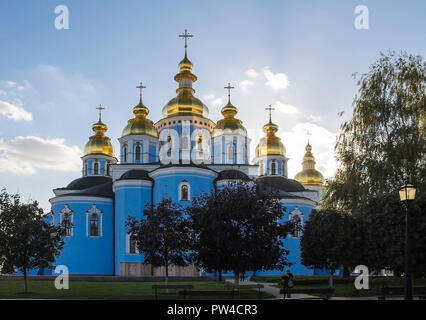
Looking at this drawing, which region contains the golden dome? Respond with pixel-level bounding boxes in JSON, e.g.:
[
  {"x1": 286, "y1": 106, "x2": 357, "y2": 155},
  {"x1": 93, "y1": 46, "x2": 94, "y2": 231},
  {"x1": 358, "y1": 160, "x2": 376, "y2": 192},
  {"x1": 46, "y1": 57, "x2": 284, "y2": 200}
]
[
  {"x1": 212, "y1": 101, "x2": 247, "y2": 138},
  {"x1": 255, "y1": 121, "x2": 286, "y2": 157},
  {"x1": 84, "y1": 119, "x2": 114, "y2": 157},
  {"x1": 161, "y1": 52, "x2": 209, "y2": 118},
  {"x1": 122, "y1": 99, "x2": 158, "y2": 138},
  {"x1": 295, "y1": 142, "x2": 324, "y2": 186}
]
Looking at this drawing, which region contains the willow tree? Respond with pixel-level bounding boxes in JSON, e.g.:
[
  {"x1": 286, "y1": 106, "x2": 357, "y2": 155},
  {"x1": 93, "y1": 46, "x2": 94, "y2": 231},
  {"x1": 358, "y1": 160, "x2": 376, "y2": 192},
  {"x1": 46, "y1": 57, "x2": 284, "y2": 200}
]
[{"x1": 323, "y1": 51, "x2": 426, "y2": 212}]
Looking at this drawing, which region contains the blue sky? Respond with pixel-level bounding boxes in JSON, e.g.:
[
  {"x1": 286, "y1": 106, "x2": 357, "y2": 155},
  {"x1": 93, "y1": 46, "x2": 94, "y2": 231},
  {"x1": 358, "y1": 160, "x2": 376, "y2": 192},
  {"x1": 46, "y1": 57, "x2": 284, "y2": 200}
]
[{"x1": 0, "y1": 0, "x2": 425, "y2": 210}]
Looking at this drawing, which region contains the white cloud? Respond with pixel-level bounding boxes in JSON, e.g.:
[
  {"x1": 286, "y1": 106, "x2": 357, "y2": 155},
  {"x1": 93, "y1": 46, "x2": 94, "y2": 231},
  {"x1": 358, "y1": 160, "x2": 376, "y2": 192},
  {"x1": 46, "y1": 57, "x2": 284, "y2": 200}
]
[
  {"x1": 263, "y1": 66, "x2": 290, "y2": 91},
  {"x1": 239, "y1": 79, "x2": 254, "y2": 92},
  {"x1": 245, "y1": 69, "x2": 259, "y2": 78},
  {"x1": 273, "y1": 100, "x2": 299, "y2": 115},
  {"x1": 0, "y1": 100, "x2": 32, "y2": 121},
  {"x1": 204, "y1": 94, "x2": 224, "y2": 108},
  {"x1": 281, "y1": 122, "x2": 337, "y2": 179},
  {"x1": 0, "y1": 136, "x2": 82, "y2": 174}
]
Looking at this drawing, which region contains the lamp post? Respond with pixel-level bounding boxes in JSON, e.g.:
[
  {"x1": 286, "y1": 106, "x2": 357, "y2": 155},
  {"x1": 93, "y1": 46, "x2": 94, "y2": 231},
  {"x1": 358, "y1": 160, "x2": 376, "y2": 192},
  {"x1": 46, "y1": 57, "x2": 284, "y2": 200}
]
[{"x1": 398, "y1": 181, "x2": 416, "y2": 300}]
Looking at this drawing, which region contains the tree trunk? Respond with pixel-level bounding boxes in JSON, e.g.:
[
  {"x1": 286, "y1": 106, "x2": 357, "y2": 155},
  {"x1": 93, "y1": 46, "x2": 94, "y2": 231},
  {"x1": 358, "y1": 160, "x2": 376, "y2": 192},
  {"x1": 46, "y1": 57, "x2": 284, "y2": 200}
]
[
  {"x1": 23, "y1": 268, "x2": 28, "y2": 294},
  {"x1": 329, "y1": 270, "x2": 334, "y2": 288},
  {"x1": 218, "y1": 270, "x2": 222, "y2": 282},
  {"x1": 234, "y1": 272, "x2": 239, "y2": 285},
  {"x1": 165, "y1": 261, "x2": 169, "y2": 293}
]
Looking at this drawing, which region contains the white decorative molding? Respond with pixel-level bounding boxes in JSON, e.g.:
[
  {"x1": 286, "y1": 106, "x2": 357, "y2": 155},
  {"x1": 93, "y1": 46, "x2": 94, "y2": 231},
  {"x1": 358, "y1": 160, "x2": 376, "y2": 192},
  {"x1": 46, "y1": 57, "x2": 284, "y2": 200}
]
[
  {"x1": 149, "y1": 166, "x2": 218, "y2": 179},
  {"x1": 85, "y1": 204, "x2": 103, "y2": 237},
  {"x1": 59, "y1": 204, "x2": 74, "y2": 237}
]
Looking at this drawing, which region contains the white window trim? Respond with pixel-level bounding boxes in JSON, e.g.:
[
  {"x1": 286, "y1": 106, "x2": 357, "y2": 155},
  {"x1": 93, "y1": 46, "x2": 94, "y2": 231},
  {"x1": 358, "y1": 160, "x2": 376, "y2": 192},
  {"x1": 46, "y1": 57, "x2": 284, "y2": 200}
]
[
  {"x1": 288, "y1": 207, "x2": 304, "y2": 239},
  {"x1": 59, "y1": 204, "x2": 74, "y2": 237},
  {"x1": 126, "y1": 233, "x2": 139, "y2": 255},
  {"x1": 85, "y1": 204, "x2": 103, "y2": 237},
  {"x1": 178, "y1": 181, "x2": 191, "y2": 201}
]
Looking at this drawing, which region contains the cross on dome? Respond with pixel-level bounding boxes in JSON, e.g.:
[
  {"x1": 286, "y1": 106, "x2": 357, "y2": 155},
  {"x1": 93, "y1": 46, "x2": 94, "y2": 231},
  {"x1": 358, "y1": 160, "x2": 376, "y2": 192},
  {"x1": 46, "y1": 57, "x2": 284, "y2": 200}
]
[
  {"x1": 136, "y1": 82, "x2": 146, "y2": 102},
  {"x1": 224, "y1": 82, "x2": 234, "y2": 103},
  {"x1": 96, "y1": 104, "x2": 105, "y2": 122},
  {"x1": 265, "y1": 104, "x2": 275, "y2": 123}
]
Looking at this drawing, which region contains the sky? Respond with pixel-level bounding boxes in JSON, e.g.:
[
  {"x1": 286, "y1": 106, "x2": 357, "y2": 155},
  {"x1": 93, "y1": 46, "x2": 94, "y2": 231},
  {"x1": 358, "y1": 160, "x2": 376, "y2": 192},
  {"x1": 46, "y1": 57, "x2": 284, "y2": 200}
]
[{"x1": 0, "y1": 0, "x2": 425, "y2": 210}]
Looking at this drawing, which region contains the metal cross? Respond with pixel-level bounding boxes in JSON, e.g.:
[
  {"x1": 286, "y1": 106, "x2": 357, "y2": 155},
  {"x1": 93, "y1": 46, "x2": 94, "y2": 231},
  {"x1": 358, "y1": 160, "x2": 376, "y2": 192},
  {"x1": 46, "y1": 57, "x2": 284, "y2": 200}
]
[
  {"x1": 224, "y1": 82, "x2": 234, "y2": 102},
  {"x1": 265, "y1": 104, "x2": 275, "y2": 123},
  {"x1": 306, "y1": 130, "x2": 312, "y2": 144},
  {"x1": 179, "y1": 29, "x2": 193, "y2": 49},
  {"x1": 136, "y1": 82, "x2": 146, "y2": 101},
  {"x1": 96, "y1": 104, "x2": 105, "y2": 122}
]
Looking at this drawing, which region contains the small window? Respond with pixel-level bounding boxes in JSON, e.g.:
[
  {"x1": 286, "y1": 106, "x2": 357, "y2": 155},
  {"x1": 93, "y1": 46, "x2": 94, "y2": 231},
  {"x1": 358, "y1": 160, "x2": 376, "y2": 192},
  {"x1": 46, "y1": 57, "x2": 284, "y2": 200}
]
[
  {"x1": 107, "y1": 161, "x2": 111, "y2": 176},
  {"x1": 60, "y1": 205, "x2": 73, "y2": 237},
  {"x1": 135, "y1": 144, "x2": 141, "y2": 161},
  {"x1": 179, "y1": 182, "x2": 190, "y2": 201},
  {"x1": 84, "y1": 160, "x2": 88, "y2": 176},
  {"x1": 94, "y1": 161, "x2": 99, "y2": 175},
  {"x1": 197, "y1": 136, "x2": 203, "y2": 152},
  {"x1": 90, "y1": 214, "x2": 99, "y2": 237},
  {"x1": 228, "y1": 143, "x2": 234, "y2": 161},
  {"x1": 123, "y1": 145, "x2": 127, "y2": 162},
  {"x1": 271, "y1": 161, "x2": 277, "y2": 175},
  {"x1": 292, "y1": 215, "x2": 301, "y2": 238}
]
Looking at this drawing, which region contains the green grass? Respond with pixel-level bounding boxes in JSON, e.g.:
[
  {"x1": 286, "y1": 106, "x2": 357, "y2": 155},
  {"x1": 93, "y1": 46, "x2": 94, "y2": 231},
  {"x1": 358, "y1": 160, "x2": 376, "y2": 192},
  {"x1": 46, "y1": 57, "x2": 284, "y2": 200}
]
[
  {"x1": 270, "y1": 276, "x2": 426, "y2": 297},
  {"x1": 0, "y1": 280, "x2": 272, "y2": 300}
]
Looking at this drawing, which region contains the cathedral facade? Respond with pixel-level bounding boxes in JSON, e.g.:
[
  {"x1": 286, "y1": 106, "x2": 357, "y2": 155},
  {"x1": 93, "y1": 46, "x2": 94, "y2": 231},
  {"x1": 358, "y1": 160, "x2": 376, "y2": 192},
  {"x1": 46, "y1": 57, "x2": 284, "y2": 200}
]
[{"x1": 41, "y1": 34, "x2": 325, "y2": 276}]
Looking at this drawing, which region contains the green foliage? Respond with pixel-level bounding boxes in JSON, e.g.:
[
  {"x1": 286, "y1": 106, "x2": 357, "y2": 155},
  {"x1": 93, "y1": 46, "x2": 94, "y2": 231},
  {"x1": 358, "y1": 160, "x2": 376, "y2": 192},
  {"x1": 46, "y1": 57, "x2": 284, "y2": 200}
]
[
  {"x1": 300, "y1": 209, "x2": 362, "y2": 274},
  {"x1": 187, "y1": 183, "x2": 294, "y2": 280},
  {"x1": 0, "y1": 189, "x2": 65, "y2": 293},
  {"x1": 323, "y1": 51, "x2": 426, "y2": 212},
  {"x1": 126, "y1": 198, "x2": 191, "y2": 277},
  {"x1": 356, "y1": 192, "x2": 426, "y2": 277}
]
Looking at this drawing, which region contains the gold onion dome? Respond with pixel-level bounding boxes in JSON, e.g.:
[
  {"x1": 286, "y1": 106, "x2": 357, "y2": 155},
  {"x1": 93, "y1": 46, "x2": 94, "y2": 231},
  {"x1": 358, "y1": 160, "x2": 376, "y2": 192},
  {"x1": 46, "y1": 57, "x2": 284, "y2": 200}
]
[
  {"x1": 255, "y1": 120, "x2": 286, "y2": 157},
  {"x1": 84, "y1": 113, "x2": 114, "y2": 157},
  {"x1": 161, "y1": 51, "x2": 209, "y2": 118},
  {"x1": 295, "y1": 142, "x2": 324, "y2": 186},
  {"x1": 212, "y1": 85, "x2": 247, "y2": 138},
  {"x1": 122, "y1": 87, "x2": 158, "y2": 138}
]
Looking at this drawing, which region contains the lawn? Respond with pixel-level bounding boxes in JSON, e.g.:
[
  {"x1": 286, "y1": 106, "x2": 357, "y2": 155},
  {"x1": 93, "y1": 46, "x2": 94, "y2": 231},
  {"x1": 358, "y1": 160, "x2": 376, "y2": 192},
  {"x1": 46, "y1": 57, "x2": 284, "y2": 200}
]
[
  {"x1": 0, "y1": 280, "x2": 272, "y2": 300},
  {"x1": 269, "y1": 276, "x2": 426, "y2": 297}
]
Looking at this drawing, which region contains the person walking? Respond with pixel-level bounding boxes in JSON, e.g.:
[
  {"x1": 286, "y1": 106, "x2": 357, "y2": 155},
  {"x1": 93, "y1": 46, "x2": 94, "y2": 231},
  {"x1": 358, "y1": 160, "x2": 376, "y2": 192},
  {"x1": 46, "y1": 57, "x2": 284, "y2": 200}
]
[{"x1": 281, "y1": 269, "x2": 294, "y2": 299}]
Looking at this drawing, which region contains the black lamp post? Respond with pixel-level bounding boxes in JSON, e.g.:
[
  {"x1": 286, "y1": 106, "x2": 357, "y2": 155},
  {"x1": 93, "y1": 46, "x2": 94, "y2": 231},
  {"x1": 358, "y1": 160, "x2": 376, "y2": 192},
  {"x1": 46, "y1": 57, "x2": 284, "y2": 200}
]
[{"x1": 398, "y1": 181, "x2": 416, "y2": 300}]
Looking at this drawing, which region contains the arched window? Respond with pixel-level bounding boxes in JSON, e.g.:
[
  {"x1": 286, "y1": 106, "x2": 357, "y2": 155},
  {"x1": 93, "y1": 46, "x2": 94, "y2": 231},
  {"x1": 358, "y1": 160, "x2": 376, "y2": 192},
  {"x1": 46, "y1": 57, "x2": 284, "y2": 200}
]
[
  {"x1": 86, "y1": 204, "x2": 103, "y2": 237},
  {"x1": 179, "y1": 181, "x2": 190, "y2": 201},
  {"x1": 127, "y1": 233, "x2": 138, "y2": 254},
  {"x1": 84, "y1": 160, "x2": 88, "y2": 176},
  {"x1": 123, "y1": 145, "x2": 127, "y2": 162},
  {"x1": 135, "y1": 143, "x2": 141, "y2": 161},
  {"x1": 167, "y1": 135, "x2": 172, "y2": 157},
  {"x1": 271, "y1": 160, "x2": 277, "y2": 175},
  {"x1": 90, "y1": 213, "x2": 99, "y2": 237},
  {"x1": 197, "y1": 136, "x2": 203, "y2": 152},
  {"x1": 289, "y1": 207, "x2": 303, "y2": 238},
  {"x1": 60, "y1": 205, "x2": 73, "y2": 237},
  {"x1": 106, "y1": 161, "x2": 111, "y2": 176},
  {"x1": 94, "y1": 161, "x2": 99, "y2": 175},
  {"x1": 228, "y1": 143, "x2": 234, "y2": 162}
]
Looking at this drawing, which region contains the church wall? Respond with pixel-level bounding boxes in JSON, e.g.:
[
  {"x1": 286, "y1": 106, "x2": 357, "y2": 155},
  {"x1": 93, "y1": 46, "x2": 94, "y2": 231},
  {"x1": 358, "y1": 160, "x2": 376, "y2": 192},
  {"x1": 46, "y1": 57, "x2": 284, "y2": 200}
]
[
  {"x1": 114, "y1": 181, "x2": 152, "y2": 275},
  {"x1": 151, "y1": 168, "x2": 216, "y2": 207},
  {"x1": 50, "y1": 198, "x2": 114, "y2": 275}
]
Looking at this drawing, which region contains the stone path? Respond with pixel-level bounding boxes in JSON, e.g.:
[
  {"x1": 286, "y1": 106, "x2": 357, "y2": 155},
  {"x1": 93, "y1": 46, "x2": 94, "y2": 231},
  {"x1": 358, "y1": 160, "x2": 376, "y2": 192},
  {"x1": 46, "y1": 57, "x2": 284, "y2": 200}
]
[{"x1": 225, "y1": 279, "x2": 318, "y2": 300}]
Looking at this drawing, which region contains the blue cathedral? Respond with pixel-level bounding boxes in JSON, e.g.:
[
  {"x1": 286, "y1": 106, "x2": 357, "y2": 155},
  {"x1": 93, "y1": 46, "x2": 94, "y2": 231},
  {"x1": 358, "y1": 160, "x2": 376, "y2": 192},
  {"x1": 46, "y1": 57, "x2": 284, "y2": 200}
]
[{"x1": 42, "y1": 32, "x2": 325, "y2": 276}]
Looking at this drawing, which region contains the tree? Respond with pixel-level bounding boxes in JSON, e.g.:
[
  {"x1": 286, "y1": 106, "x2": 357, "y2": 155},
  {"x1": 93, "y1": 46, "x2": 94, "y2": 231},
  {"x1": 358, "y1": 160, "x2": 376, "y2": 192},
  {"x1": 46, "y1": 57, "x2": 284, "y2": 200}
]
[
  {"x1": 300, "y1": 209, "x2": 362, "y2": 287},
  {"x1": 187, "y1": 183, "x2": 293, "y2": 284},
  {"x1": 126, "y1": 198, "x2": 190, "y2": 285},
  {"x1": 323, "y1": 51, "x2": 425, "y2": 213},
  {"x1": 0, "y1": 190, "x2": 65, "y2": 294},
  {"x1": 357, "y1": 192, "x2": 426, "y2": 277}
]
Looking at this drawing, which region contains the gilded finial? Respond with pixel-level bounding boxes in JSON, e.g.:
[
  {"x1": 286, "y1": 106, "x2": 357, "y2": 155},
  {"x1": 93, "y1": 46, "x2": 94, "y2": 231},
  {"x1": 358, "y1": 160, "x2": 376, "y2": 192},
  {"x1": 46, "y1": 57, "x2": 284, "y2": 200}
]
[{"x1": 224, "y1": 82, "x2": 234, "y2": 103}]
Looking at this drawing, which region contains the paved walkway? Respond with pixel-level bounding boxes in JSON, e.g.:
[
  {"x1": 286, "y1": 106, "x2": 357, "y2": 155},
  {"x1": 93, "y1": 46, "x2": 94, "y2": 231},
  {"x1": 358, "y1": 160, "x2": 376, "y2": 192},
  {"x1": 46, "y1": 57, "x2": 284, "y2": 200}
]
[
  {"x1": 225, "y1": 279, "x2": 392, "y2": 300},
  {"x1": 225, "y1": 279, "x2": 318, "y2": 300}
]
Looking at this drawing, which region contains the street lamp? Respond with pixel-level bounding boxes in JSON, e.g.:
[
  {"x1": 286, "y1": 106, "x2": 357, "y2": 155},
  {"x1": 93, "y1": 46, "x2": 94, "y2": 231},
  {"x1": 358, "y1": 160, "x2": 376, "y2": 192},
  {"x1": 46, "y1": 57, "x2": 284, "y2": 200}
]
[{"x1": 398, "y1": 181, "x2": 416, "y2": 300}]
